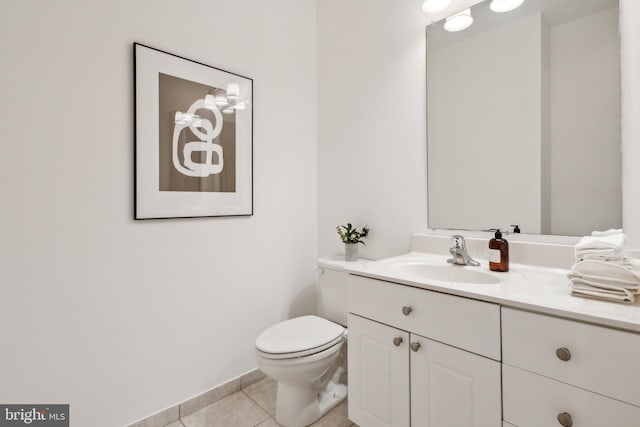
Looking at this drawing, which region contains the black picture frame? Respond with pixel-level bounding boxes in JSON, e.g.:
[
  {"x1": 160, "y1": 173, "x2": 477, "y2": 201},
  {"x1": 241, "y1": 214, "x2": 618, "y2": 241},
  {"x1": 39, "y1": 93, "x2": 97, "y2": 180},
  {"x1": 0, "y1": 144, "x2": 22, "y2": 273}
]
[{"x1": 134, "y1": 43, "x2": 253, "y2": 219}]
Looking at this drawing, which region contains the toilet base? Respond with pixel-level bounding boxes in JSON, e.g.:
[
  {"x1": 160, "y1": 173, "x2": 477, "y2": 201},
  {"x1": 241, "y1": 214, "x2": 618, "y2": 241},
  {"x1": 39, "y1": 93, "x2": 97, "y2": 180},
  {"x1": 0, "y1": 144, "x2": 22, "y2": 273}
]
[{"x1": 275, "y1": 379, "x2": 347, "y2": 427}]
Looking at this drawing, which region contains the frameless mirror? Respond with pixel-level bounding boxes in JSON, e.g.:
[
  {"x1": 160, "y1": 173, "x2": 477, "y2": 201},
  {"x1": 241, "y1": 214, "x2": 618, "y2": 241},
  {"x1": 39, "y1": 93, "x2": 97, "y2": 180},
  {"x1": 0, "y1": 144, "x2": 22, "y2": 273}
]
[{"x1": 427, "y1": 0, "x2": 621, "y2": 236}]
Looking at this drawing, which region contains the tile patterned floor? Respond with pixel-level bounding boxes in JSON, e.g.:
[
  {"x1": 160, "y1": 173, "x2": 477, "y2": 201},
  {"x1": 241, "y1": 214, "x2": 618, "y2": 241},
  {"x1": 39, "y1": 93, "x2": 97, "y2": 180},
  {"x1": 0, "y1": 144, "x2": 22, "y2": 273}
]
[{"x1": 170, "y1": 377, "x2": 356, "y2": 427}]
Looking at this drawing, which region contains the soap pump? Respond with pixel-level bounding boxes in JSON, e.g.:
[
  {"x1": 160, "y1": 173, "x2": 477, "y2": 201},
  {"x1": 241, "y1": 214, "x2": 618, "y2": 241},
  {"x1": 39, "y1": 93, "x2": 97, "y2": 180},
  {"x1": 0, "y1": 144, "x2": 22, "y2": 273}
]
[{"x1": 489, "y1": 229, "x2": 509, "y2": 272}]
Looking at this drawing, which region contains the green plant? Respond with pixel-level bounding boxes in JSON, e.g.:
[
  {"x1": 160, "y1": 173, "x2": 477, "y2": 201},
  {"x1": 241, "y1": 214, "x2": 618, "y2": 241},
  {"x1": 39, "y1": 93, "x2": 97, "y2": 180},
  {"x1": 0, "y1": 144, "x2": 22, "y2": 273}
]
[{"x1": 336, "y1": 223, "x2": 370, "y2": 245}]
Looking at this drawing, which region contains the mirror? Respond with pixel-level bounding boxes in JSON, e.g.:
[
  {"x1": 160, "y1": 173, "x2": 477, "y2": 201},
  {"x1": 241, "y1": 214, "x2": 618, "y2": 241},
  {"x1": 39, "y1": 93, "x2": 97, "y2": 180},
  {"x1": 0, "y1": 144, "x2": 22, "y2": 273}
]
[{"x1": 427, "y1": 0, "x2": 621, "y2": 236}]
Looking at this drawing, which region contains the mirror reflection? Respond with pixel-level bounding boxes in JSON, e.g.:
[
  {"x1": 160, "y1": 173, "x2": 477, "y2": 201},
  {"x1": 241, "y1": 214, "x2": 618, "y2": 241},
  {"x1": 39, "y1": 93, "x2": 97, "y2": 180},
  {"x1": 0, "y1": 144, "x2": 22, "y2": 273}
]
[{"x1": 427, "y1": 0, "x2": 621, "y2": 236}]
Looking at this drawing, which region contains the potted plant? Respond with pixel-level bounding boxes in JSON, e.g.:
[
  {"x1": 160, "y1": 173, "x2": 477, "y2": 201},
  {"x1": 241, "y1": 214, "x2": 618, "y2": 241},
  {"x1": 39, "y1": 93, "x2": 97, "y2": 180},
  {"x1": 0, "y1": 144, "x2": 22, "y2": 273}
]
[{"x1": 336, "y1": 223, "x2": 370, "y2": 261}]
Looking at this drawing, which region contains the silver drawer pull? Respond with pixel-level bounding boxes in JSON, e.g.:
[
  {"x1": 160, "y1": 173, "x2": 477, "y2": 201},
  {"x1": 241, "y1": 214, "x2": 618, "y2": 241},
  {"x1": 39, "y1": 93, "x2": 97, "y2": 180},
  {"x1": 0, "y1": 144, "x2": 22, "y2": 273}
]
[
  {"x1": 410, "y1": 342, "x2": 421, "y2": 352},
  {"x1": 393, "y1": 337, "x2": 403, "y2": 347},
  {"x1": 556, "y1": 347, "x2": 572, "y2": 362},
  {"x1": 557, "y1": 412, "x2": 573, "y2": 427},
  {"x1": 402, "y1": 306, "x2": 413, "y2": 316}
]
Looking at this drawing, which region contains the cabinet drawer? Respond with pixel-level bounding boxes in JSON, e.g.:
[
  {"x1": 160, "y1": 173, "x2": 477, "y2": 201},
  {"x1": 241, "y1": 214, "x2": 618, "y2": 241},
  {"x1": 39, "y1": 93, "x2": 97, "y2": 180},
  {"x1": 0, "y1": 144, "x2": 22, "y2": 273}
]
[
  {"x1": 503, "y1": 365, "x2": 640, "y2": 427},
  {"x1": 502, "y1": 307, "x2": 640, "y2": 406},
  {"x1": 348, "y1": 275, "x2": 500, "y2": 360}
]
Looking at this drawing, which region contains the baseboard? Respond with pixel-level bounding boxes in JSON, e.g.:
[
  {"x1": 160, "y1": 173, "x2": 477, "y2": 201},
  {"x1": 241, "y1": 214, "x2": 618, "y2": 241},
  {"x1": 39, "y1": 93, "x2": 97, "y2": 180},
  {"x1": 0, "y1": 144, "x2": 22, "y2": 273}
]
[{"x1": 128, "y1": 368, "x2": 266, "y2": 427}]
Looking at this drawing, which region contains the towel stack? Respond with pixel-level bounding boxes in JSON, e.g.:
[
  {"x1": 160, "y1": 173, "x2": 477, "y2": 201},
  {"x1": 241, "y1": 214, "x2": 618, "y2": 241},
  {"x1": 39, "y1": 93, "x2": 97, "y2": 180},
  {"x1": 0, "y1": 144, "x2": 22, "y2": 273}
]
[{"x1": 569, "y1": 229, "x2": 640, "y2": 303}]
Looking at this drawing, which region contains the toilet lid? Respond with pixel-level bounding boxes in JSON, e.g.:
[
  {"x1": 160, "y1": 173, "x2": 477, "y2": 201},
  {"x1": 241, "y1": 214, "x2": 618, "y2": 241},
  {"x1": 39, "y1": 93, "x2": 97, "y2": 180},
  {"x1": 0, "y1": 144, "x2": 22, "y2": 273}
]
[{"x1": 255, "y1": 315, "x2": 345, "y2": 357}]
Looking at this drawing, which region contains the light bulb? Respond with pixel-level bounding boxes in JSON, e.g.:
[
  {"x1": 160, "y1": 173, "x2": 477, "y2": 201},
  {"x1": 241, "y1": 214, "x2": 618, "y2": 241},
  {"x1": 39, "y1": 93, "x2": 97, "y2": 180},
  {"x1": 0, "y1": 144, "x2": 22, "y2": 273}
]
[
  {"x1": 444, "y1": 8, "x2": 473, "y2": 32},
  {"x1": 204, "y1": 94, "x2": 216, "y2": 110},
  {"x1": 422, "y1": 0, "x2": 453, "y2": 14},
  {"x1": 490, "y1": 0, "x2": 524, "y2": 13},
  {"x1": 215, "y1": 93, "x2": 228, "y2": 106},
  {"x1": 226, "y1": 83, "x2": 240, "y2": 100},
  {"x1": 175, "y1": 111, "x2": 192, "y2": 124}
]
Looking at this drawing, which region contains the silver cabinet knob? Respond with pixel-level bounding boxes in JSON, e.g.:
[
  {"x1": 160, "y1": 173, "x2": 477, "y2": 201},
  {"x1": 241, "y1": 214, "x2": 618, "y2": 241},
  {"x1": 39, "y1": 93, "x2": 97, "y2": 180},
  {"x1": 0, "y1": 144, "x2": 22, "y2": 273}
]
[
  {"x1": 557, "y1": 412, "x2": 573, "y2": 427},
  {"x1": 556, "y1": 347, "x2": 571, "y2": 362},
  {"x1": 410, "y1": 342, "x2": 421, "y2": 352},
  {"x1": 402, "y1": 306, "x2": 413, "y2": 316},
  {"x1": 393, "y1": 337, "x2": 403, "y2": 347}
]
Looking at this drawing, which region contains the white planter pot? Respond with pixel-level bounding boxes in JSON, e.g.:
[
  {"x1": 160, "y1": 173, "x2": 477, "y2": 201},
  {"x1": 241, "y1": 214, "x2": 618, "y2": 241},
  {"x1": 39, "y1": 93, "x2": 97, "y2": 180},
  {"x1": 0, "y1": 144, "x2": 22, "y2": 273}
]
[{"x1": 345, "y1": 243, "x2": 359, "y2": 261}]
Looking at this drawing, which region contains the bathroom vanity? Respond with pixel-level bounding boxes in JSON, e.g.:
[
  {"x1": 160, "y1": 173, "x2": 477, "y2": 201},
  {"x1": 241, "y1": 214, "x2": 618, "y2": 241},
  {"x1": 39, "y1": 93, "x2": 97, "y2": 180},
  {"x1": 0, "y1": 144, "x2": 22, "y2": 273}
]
[{"x1": 345, "y1": 237, "x2": 640, "y2": 427}]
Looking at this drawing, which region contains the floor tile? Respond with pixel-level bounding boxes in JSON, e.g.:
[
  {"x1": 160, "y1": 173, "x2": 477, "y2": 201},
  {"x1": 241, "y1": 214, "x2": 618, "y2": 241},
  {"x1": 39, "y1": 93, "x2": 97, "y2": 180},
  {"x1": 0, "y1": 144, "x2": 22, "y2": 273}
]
[
  {"x1": 255, "y1": 418, "x2": 281, "y2": 427},
  {"x1": 242, "y1": 377, "x2": 277, "y2": 416},
  {"x1": 181, "y1": 391, "x2": 270, "y2": 427},
  {"x1": 164, "y1": 421, "x2": 184, "y2": 427},
  {"x1": 180, "y1": 378, "x2": 241, "y2": 417},
  {"x1": 310, "y1": 402, "x2": 352, "y2": 427},
  {"x1": 129, "y1": 405, "x2": 179, "y2": 427}
]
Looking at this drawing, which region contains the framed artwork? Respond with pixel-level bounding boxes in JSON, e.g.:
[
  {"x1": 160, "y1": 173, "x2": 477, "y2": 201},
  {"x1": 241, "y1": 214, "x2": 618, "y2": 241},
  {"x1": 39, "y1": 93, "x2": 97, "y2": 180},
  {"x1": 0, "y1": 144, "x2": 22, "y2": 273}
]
[{"x1": 134, "y1": 43, "x2": 253, "y2": 219}]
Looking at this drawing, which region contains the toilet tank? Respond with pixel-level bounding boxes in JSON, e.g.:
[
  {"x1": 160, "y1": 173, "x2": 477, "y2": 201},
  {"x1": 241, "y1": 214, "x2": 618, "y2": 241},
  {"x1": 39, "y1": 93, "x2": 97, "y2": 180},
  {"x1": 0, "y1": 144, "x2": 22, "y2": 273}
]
[{"x1": 317, "y1": 256, "x2": 369, "y2": 327}]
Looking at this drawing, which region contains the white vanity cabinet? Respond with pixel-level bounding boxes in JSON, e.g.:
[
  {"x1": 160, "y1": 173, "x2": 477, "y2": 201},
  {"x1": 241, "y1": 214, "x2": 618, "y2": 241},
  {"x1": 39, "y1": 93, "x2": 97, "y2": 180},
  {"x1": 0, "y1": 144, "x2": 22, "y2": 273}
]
[
  {"x1": 347, "y1": 314, "x2": 410, "y2": 427},
  {"x1": 502, "y1": 308, "x2": 640, "y2": 427},
  {"x1": 348, "y1": 275, "x2": 502, "y2": 427}
]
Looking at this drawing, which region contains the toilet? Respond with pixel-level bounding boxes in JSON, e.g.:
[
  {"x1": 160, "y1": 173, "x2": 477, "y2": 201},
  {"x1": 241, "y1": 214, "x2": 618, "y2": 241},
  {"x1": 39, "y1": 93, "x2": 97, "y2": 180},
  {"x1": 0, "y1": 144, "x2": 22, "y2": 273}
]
[{"x1": 255, "y1": 257, "x2": 362, "y2": 427}]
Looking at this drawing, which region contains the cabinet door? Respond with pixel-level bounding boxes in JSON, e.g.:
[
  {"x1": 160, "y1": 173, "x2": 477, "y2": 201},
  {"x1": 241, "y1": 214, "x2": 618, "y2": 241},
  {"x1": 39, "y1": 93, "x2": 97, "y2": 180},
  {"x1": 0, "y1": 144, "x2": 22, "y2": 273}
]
[
  {"x1": 348, "y1": 314, "x2": 410, "y2": 427},
  {"x1": 410, "y1": 334, "x2": 502, "y2": 427}
]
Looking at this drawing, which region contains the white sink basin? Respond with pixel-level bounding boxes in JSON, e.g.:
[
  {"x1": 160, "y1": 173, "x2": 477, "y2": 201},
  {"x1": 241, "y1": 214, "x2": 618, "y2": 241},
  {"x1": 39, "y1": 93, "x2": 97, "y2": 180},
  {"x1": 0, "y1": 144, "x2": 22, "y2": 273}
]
[{"x1": 383, "y1": 260, "x2": 501, "y2": 284}]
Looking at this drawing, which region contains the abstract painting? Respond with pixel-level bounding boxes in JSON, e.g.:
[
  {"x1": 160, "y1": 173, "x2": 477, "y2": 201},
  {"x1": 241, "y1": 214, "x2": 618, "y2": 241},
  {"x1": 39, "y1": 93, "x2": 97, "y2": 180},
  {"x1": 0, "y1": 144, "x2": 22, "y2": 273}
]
[{"x1": 134, "y1": 43, "x2": 253, "y2": 219}]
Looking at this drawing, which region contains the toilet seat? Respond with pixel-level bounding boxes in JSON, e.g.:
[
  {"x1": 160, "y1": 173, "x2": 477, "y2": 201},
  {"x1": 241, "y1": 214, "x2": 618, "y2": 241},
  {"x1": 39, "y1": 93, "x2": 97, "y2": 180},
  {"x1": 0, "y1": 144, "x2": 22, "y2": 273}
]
[{"x1": 256, "y1": 315, "x2": 345, "y2": 360}]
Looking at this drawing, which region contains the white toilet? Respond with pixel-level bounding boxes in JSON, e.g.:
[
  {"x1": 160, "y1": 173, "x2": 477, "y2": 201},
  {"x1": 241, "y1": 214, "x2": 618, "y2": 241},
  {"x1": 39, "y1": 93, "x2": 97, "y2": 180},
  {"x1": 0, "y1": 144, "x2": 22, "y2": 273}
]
[{"x1": 255, "y1": 257, "x2": 360, "y2": 427}]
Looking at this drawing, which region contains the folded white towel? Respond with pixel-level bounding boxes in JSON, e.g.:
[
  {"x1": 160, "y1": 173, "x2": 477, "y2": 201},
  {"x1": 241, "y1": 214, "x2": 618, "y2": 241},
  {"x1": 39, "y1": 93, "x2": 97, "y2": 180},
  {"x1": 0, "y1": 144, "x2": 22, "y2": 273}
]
[
  {"x1": 576, "y1": 253, "x2": 631, "y2": 265},
  {"x1": 575, "y1": 233, "x2": 627, "y2": 253},
  {"x1": 591, "y1": 229, "x2": 623, "y2": 237},
  {"x1": 570, "y1": 260, "x2": 640, "y2": 285},
  {"x1": 569, "y1": 276, "x2": 639, "y2": 293},
  {"x1": 575, "y1": 233, "x2": 627, "y2": 261},
  {"x1": 569, "y1": 284, "x2": 634, "y2": 303}
]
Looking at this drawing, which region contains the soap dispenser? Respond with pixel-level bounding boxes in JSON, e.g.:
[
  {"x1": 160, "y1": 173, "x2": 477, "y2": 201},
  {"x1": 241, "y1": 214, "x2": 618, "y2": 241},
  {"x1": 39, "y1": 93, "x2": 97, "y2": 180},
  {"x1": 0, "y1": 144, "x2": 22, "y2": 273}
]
[{"x1": 489, "y1": 229, "x2": 509, "y2": 272}]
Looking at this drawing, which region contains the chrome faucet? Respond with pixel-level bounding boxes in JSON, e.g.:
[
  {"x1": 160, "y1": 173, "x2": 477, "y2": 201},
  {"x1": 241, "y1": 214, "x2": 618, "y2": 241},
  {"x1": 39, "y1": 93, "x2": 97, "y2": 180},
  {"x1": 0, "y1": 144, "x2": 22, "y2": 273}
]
[{"x1": 447, "y1": 235, "x2": 480, "y2": 267}]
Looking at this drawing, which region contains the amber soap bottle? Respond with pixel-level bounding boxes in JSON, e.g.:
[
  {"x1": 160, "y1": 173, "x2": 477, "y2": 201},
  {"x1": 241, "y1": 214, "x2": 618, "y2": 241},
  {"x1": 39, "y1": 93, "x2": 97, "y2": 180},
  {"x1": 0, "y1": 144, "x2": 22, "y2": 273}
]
[{"x1": 489, "y1": 229, "x2": 509, "y2": 272}]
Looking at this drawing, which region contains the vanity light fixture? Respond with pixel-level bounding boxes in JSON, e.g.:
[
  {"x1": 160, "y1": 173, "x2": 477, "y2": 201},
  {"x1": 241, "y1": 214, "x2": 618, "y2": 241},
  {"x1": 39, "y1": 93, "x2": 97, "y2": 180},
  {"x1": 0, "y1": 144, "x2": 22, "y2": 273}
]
[
  {"x1": 422, "y1": 0, "x2": 453, "y2": 14},
  {"x1": 490, "y1": 0, "x2": 525, "y2": 13},
  {"x1": 444, "y1": 8, "x2": 473, "y2": 32},
  {"x1": 182, "y1": 83, "x2": 249, "y2": 118}
]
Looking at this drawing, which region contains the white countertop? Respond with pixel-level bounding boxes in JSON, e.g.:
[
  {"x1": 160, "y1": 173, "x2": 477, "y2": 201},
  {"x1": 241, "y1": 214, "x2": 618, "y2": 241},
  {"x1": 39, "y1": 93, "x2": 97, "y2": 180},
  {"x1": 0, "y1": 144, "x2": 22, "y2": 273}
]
[{"x1": 346, "y1": 252, "x2": 640, "y2": 333}]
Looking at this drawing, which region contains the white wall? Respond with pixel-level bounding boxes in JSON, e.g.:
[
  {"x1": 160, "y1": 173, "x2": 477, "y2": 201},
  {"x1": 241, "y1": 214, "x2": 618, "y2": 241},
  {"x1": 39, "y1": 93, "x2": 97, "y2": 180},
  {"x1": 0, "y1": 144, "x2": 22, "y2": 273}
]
[
  {"x1": 621, "y1": 0, "x2": 640, "y2": 245},
  {"x1": 317, "y1": 0, "x2": 431, "y2": 259},
  {"x1": 550, "y1": 8, "x2": 621, "y2": 236},
  {"x1": 427, "y1": 14, "x2": 544, "y2": 233},
  {"x1": 0, "y1": 1, "x2": 317, "y2": 426}
]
